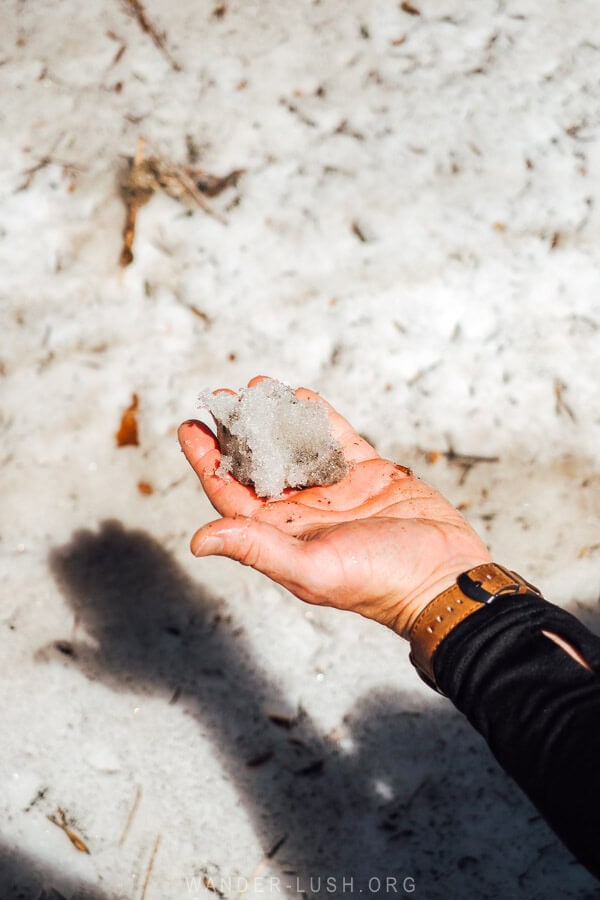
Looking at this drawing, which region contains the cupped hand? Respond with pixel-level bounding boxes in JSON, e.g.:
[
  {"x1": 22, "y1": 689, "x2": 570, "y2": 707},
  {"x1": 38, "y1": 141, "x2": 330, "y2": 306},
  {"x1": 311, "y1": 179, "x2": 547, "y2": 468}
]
[{"x1": 178, "y1": 378, "x2": 491, "y2": 639}]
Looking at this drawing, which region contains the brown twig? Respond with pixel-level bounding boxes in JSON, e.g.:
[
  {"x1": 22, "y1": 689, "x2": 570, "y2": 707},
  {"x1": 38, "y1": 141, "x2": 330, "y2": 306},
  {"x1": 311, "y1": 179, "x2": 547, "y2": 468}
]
[
  {"x1": 119, "y1": 137, "x2": 242, "y2": 265},
  {"x1": 442, "y1": 446, "x2": 500, "y2": 467},
  {"x1": 140, "y1": 834, "x2": 161, "y2": 900},
  {"x1": 351, "y1": 221, "x2": 368, "y2": 242},
  {"x1": 120, "y1": 199, "x2": 139, "y2": 266},
  {"x1": 235, "y1": 835, "x2": 287, "y2": 900},
  {"x1": 47, "y1": 807, "x2": 90, "y2": 854},
  {"x1": 168, "y1": 163, "x2": 215, "y2": 216},
  {"x1": 422, "y1": 444, "x2": 499, "y2": 486},
  {"x1": 554, "y1": 378, "x2": 576, "y2": 421},
  {"x1": 203, "y1": 876, "x2": 225, "y2": 897},
  {"x1": 17, "y1": 157, "x2": 54, "y2": 192},
  {"x1": 120, "y1": 136, "x2": 146, "y2": 266},
  {"x1": 400, "y1": 1, "x2": 421, "y2": 15},
  {"x1": 124, "y1": 0, "x2": 181, "y2": 71},
  {"x1": 16, "y1": 151, "x2": 81, "y2": 193},
  {"x1": 106, "y1": 30, "x2": 127, "y2": 65},
  {"x1": 192, "y1": 167, "x2": 245, "y2": 197},
  {"x1": 24, "y1": 787, "x2": 47, "y2": 813},
  {"x1": 578, "y1": 542, "x2": 600, "y2": 558},
  {"x1": 118, "y1": 785, "x2": 142, "y2": 847}
]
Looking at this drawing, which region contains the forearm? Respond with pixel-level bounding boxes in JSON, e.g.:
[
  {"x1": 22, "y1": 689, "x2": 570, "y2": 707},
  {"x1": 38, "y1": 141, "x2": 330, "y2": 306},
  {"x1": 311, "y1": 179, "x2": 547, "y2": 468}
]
[
  {"x1": 179, "y1": 381, "x2": 600, "y2": 874},
  {"x1": 432, "y1": 592, "x2": 600, "y2": 878}
]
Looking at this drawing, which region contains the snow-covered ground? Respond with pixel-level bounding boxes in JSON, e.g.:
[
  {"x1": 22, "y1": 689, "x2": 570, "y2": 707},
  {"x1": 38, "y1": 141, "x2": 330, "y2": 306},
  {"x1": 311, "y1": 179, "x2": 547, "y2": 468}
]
[{"x1": 1, "y1": 1, "x2": 599, "y2": 897}]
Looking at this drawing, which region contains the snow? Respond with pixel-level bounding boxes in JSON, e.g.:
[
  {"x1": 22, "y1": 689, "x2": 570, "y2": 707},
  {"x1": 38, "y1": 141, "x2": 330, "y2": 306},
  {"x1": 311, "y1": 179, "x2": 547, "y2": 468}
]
[
  {"x1": 198, "y1": 379, "x2": 347, "y2": 498},
  {"x1": 1, "y1": 0, "x2": 600, "y2": 897}
]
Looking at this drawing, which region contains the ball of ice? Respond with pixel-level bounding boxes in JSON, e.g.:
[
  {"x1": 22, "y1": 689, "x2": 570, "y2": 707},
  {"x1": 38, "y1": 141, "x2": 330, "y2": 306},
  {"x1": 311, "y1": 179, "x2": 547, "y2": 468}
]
[{"x1": 198, "y1": 379, "x2": 348, "y2": 499}]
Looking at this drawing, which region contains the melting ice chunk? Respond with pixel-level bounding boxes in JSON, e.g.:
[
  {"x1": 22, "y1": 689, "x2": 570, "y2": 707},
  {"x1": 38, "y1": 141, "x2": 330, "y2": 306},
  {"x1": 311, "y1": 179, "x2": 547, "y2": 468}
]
[{"x1": 198, "y1": 379, "x2": 348, "y2": 499}]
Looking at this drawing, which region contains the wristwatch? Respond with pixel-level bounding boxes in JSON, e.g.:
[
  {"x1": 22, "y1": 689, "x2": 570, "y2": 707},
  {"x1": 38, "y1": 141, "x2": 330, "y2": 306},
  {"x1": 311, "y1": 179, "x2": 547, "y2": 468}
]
[{"x1": 409, "y1": 562, "x2": 542, "y2": 693}]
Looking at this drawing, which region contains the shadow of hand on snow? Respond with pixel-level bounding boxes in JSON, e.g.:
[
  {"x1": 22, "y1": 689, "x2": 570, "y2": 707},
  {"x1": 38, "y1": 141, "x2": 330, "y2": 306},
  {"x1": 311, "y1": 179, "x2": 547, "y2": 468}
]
[
  {"x1": 0, "y1": 840, "x2": 124, "y2": 900},
  {"x1": 42, "y1": 521, "x2": 594, "y2": 898}
]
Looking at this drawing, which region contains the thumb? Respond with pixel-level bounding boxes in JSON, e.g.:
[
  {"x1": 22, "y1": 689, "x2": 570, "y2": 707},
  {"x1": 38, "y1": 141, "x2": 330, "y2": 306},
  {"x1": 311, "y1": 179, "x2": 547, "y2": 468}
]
[{"x1": 190, "y1": 517, "x2": 312, "y2": 594}]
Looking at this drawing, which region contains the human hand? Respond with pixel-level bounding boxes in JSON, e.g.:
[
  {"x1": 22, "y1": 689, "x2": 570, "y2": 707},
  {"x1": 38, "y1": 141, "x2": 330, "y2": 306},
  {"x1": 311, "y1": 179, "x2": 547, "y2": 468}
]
[{"x1": 178, "y1": 378, "x2": 491, "y2": 639}]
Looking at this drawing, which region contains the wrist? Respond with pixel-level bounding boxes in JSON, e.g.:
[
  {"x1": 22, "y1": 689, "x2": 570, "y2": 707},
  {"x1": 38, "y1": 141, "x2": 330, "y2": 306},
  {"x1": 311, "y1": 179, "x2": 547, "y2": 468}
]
[
  {"x1": 391, "y1": 552, "x2": 493, "y2": 641},
  {"x1": 407, "y1": 562, "x2": 543, "y2": 691}
]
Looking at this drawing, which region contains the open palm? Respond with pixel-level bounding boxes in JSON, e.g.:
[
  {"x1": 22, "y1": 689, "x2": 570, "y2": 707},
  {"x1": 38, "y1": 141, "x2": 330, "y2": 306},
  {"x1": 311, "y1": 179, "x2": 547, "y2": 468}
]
[{"x1": 178, "y1": 379, "x2": 490, "y2": 638}]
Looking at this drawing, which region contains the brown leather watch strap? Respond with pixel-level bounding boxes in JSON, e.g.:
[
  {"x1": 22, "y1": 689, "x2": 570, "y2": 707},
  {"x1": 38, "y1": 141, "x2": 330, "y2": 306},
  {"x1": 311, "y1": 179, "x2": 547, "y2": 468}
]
[{"x1": 409, "y1": 563, "x2": 541, "y2": 690}]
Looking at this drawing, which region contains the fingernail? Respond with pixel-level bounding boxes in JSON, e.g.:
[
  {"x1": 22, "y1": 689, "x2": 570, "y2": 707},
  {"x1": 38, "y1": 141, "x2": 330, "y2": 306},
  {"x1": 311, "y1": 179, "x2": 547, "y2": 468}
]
[{"x1": 195, "y1": 535, "x2": 224, "y2": 556}]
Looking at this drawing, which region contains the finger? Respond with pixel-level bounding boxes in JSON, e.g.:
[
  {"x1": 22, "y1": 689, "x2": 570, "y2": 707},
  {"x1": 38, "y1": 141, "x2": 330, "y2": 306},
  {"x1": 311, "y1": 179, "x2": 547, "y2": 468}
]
[
  {"x1": 214, "y1": 380, "x2": 376, "y2": 465},
  {"x1": 178, "y1": 419, "x2": 218, "y2": 459},
  {"x1": 295, "y1": 387, "x2": 379, "y2": 464},
  {"x1": 178, "y1": 420, "x2": 262, "y2": 517},
  {"x1": 207, "y1": 388, "x2": 237, "y2": 427},
  {"x1": 190, "y1": 516, "x2": 319, "y2": 597}
]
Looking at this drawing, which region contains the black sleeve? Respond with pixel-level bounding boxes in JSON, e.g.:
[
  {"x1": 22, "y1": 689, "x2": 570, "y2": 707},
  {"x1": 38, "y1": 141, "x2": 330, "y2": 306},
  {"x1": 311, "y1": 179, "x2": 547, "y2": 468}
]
[{"x1": 433, "y1": 593, "x2": 600, "y2": 879}]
